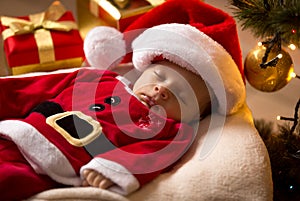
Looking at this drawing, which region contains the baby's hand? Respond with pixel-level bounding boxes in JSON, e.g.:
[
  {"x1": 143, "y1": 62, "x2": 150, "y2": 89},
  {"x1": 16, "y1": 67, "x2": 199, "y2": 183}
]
[{"x1": 82, "y1": 169, "x2": 114, "y2": 189}]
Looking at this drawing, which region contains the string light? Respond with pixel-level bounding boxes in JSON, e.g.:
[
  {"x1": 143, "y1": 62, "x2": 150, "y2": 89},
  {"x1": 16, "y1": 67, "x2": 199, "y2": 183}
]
[
  {"x1": 288, "y1": 44, "x2": 296, "y2": 50},
  {"x1": 289, "y1": 185, "x2": 295, "y2": 192},
  {"x1": 277, "y1": 99, "x2": 300, "y2": 136},
  {"x1": 277, "y1": 115, "x2": 295, "y2": 121},
  {"x1": 291, "y1": 72, "x2": 300, "y2": 79},
  {"x1": 260, "y1": 53, "x2": 282, "y2": 68}
]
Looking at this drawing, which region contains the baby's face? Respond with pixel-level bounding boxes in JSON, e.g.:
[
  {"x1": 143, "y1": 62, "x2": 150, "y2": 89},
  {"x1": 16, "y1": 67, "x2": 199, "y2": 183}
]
[{"x1": 133, "y1": 61, "x2": 211, "y2": 123}]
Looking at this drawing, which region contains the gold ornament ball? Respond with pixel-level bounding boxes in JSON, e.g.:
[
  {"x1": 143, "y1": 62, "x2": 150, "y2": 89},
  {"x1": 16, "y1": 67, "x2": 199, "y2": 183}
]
[{"x1": 244, "y1": 45, "x2": 294, "y2": 92}]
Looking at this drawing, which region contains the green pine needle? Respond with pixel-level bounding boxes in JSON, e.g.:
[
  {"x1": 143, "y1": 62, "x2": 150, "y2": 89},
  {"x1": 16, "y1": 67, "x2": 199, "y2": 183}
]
[{"x1": 229, "y1": 0, "x2": 300, "y2": 48}]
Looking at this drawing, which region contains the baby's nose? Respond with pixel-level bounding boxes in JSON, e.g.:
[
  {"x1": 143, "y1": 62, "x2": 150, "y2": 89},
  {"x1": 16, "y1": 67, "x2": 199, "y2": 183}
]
[{"x1": 154, "y1": 85, "x2": 169, "y2": 100}]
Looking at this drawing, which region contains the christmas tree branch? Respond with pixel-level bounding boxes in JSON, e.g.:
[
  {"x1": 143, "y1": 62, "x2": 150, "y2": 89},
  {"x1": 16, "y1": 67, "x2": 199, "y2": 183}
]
[
  {"x1": 229, "y1": 0, "x2": 300, "y2": 47},
  {"x1": 290, "y1": 98, "x2": 300, "y2": 135}
]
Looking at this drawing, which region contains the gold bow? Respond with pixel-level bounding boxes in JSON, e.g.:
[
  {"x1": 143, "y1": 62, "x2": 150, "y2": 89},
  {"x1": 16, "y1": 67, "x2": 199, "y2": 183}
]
[{"x1": 1, "y1": 1, "x2": 78, "y2": 64}]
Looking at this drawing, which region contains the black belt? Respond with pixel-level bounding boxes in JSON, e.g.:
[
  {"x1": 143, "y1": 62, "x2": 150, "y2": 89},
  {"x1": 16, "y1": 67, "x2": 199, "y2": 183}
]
[{"x1": 33, "y1": 101, "x2": 115, "y2": 157}]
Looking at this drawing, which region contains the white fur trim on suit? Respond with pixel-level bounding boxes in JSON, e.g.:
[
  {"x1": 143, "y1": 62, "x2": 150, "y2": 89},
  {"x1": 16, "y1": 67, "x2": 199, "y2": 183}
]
[
  {"x1": 132, "y1": 23, "x2": 246, "y2": 115},
  {"x1": 80, "y1": 158, "x2": 140, "y2": 195},
  {"x1": 0, "y1": 120, "x2": 81, "y2": 186}
]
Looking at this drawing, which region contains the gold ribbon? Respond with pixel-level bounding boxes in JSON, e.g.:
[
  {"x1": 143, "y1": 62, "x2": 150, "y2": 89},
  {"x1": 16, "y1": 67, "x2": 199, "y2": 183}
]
[
  {"x1": 89, "y1": 0, "x2": 165, "y2": 20},
  {"x1": 1, "y1": 1, "x2": 78, "y2": 64}
]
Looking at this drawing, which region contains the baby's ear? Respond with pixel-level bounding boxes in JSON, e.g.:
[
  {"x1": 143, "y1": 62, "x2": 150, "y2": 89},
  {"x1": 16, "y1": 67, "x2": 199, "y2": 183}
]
[{"x1": 84, "y1": 26, "x2": 126, "y2": 70}]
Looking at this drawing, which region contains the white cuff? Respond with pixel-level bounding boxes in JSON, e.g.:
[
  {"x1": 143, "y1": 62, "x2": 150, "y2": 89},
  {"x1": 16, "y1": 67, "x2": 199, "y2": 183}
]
[{"x1": 80, "y1": 158, "x2": 140, "y2": 195}]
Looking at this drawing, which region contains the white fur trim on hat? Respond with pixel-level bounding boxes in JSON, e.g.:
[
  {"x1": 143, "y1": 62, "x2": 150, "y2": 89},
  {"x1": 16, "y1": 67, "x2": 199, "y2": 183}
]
[
  {"x1": 132, "y1": 23, "x2": 245, "y2": 115},
  {"x1": 84, "y1": 26, "x2": 126, "y2": 69}
]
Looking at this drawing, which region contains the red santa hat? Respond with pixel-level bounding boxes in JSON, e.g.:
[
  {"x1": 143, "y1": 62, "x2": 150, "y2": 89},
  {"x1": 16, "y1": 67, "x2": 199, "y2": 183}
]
[{"x1": 84, "y1": 0, "x2": 246, "y2": 115}]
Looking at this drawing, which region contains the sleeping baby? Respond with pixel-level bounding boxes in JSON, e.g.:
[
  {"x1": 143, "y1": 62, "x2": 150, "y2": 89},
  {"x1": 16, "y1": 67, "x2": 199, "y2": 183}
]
[{"x1": 0, "y1": 22, "x2": 244, "y2": 200}]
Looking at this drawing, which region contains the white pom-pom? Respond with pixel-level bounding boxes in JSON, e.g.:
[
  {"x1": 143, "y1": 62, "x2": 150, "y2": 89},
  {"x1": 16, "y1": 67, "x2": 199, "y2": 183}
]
[{"x1": 84, "y1": 26, "x2": 126, "y2": 69}]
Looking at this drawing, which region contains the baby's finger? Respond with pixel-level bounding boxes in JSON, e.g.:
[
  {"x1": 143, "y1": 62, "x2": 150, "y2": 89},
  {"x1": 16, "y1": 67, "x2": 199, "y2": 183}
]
[
  {"x1": 81, "y1": 179, "x2": 89, "y2": 187},
  {"x1": 92, "y1": 174, "x2": 104, "y2": 187},
  {"x1": 99, "y1": 178, "x2": 114, "y2": 189},
  {"x1": 82, "y1": 169, "x2": 92, "y2": 179},
  {"x1": 85, "y1": 170, "x2": 99, "y2": 183}
]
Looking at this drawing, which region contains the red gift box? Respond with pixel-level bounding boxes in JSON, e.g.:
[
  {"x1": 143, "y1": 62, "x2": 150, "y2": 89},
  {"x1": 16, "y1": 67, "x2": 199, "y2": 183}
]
[
  {"x1": 89, "y1": 0, "x2": 165, "y2": 32},
  {"x1": 0, "y1": 1, "x2": 85, "y2": 75}
]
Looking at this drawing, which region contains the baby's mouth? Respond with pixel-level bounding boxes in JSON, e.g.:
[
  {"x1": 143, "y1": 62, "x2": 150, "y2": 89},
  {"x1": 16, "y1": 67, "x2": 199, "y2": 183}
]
[{"x1": 140, "y1": 94, "x2": 156, "y2": 108}]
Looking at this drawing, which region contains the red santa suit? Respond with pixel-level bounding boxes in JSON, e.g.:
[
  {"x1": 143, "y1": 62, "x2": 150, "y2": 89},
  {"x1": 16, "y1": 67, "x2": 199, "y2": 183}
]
[{"x1": 0, "y1": 68, "x2": 195, "y2": 200}]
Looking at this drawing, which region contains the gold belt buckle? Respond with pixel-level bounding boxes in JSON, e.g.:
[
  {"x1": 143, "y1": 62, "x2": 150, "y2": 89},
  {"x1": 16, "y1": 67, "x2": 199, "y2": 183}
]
[{"x1": 46, "y1": 111, "x2": 102, "y2": 147}]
